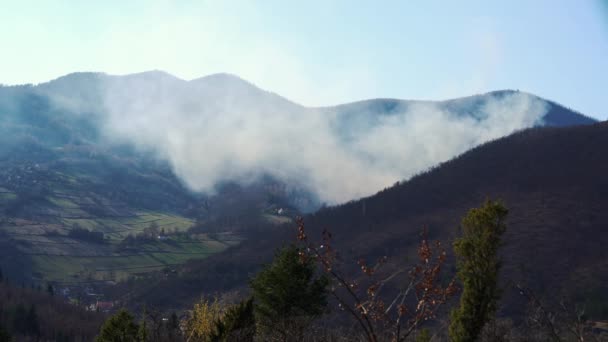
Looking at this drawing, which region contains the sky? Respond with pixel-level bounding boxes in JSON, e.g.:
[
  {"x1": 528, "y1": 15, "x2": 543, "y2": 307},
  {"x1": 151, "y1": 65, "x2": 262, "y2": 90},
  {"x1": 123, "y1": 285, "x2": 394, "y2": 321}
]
[{"x1": 1, "y1": 0, "x2": 607, "y2": 120}]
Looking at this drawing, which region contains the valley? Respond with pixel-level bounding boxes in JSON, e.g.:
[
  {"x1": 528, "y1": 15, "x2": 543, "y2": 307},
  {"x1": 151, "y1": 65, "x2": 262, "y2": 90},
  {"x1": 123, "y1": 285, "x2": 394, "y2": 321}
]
[{"x1": 2, "y1": 3, "x2": 607, "y2": 339}]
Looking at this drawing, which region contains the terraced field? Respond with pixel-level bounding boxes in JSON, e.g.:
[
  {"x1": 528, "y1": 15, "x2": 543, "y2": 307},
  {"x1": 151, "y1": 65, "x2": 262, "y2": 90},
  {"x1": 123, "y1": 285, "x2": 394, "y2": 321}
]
[
  {"x1": 30, "y1": 234, "x2": 241, "y2": 283},
  {"x1": 0, "y1": 160, "x2": 244, "y2": 284},
  {"x1": 0, "y1": 205, "x2": 242, "y2": 282}
]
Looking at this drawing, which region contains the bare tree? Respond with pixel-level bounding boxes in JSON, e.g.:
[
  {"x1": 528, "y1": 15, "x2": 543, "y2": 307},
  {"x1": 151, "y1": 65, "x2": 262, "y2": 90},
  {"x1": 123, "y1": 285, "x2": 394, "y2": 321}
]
[{"x1": 296, "y1": 218, "x2": 458, "y2": 342}]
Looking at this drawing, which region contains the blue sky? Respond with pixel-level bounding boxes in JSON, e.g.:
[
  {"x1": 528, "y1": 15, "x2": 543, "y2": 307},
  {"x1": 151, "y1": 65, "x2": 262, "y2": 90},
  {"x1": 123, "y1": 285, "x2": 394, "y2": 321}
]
[{"x1": 1, "y1": 0, "x2": 607, "y2": 119}]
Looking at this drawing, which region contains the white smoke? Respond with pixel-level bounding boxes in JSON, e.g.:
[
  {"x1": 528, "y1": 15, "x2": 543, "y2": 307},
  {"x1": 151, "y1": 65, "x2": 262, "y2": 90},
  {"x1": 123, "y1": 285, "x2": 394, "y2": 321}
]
[{"x1": 95, "y1": 73, "x2": 547, "y2": 204}]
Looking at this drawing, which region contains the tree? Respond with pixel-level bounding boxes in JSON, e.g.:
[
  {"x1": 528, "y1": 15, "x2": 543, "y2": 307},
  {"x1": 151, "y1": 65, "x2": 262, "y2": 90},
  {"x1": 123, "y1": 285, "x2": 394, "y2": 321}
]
[
  {"x1": 0, "y1": 324, "x2": 9, "y2": 342},
  {"x1": 449, "y1": 200, "x2": 508, "y2": 342},
  {"x1": 250, "y1": 245, "x2": 329, "y2": 341},
  {"x1": 185, "y1": 297, "x2": 223, "y2": 341},
  {"x1": 415, "y1": 328, "x2": 431, "y2": 342},
  {"x1": 12, "y1": 303, "x2": 27, "y2": 335},
  {"x1": 25, "y1": 304, "x2": 40, "y2": 337},
  {"x1": 167, "y1": 312, "x2": 180, "y2": 340},
  {"x1": 211, "y1": 297, "x2": 256, "y2": 342},
  {"x1": 295, "y1": 220, "x2": 457, "y2": 342},
  {"x1": 96, "y1": 309, "x2": 140, "y2": 342},
  {"x1": 138, "y1": 306, "x2": 148, "y2": 342}
]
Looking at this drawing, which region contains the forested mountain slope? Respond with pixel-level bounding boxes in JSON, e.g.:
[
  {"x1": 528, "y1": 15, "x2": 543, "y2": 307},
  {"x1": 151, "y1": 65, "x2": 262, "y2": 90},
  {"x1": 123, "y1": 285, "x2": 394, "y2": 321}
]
[{"x1": 131, "y1": 121, "x2": 608, "y2": 319}]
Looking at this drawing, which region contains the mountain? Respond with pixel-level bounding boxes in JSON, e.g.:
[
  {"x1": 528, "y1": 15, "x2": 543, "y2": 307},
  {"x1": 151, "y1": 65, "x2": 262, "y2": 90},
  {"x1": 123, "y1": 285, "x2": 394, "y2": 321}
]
[
  {"x1": 32, "y1": 72, "x2": 599, "y2": 204},
  {"x1": 0, "y1": 74, "x2": 310, "y2": 285},
  {"x1": 326, "y1": 89, "x2": 596, "y2": 128},
  {"x1": 0, "y1": 71, "x2": 599, "y2": 291},
  {"x1": 126, "y1": 121, "x2": 608, "y2": 319}
]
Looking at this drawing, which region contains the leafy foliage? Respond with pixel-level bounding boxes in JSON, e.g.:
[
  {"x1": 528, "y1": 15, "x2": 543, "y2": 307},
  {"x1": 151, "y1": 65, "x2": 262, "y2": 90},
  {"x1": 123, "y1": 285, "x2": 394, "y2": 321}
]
[
  {"x1": 449, "y1": 200, "x2": 508, "y2": 342},
  {"x1": 0, "y1": 325, "x2": 9, "y2": 342},
  {"x1": 185, "y1": 297, "x2": 223, "y2": 341},
  {"x1": 68, "y1": 226, "x2": 105, "y2": 243},
  {"x1": 96, "y1": 309, "x2": 140, "y2": 342},
  {"x1": 210, "y1": 298, "x2": 256, "y2": 342},
  {"x1": 415, "y1": 328, "x2": 431, "y2": 342},
  {"x1": 250, "y1": 245, "x2": 329, "y2": 341},
  {"x1": 138, "y1": 307, "x2": 148, "y2": 342}
]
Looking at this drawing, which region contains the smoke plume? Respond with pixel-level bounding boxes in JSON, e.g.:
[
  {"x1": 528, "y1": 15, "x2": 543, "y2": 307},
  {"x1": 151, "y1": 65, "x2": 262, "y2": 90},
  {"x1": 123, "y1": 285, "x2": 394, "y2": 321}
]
[{"x1": 51, "y1": 72, "x2": 550, "y2": 204}]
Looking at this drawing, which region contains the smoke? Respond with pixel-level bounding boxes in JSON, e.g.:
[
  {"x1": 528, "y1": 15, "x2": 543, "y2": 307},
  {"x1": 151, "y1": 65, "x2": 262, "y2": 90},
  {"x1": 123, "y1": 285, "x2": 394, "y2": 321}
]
[{"x1": 78, "y1": 72, "x2": 547, "y2": 204}]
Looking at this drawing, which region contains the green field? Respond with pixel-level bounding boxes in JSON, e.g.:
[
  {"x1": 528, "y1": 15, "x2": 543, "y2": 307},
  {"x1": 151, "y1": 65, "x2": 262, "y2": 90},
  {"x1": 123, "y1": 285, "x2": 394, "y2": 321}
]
[
  {"x1": 0, "y1": 201, "x2": 241, "y2": 284},
  {"x1": 60, "y1": 211, "x2": 196, "y2": 239},
  {"x1": 30, "y1": 234, "x2": 240, "y2": 283},
  {"x1": 0, "y1": 188, "x2": 17, "y2": 202}
]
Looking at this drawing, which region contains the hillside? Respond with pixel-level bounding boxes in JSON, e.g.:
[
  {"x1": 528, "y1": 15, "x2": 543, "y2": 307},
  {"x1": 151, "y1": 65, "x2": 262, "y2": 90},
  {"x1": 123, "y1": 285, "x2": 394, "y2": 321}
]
[
  {"x1": 0, "y1": 78, "x2": 304, "y2": 286},
  {"x1": 0, "y1": 279, "x2": 105, "y2": 340},
  {"x1": 0, "y1": 71, "x2": 599, "y2": 294},
  {"x1": 127, "y1": 121, "x2": 608, "y2": 319},
  {"x1": 29, "y1": 73, "x2": 598, "y2": 206},
  {"x1": 306, "y1": 121, "x2": 608, "y2": 311}
]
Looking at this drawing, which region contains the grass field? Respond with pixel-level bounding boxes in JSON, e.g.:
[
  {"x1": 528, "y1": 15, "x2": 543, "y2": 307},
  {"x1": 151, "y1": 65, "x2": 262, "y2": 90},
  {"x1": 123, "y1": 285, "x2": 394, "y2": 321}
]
[
  {"x1": 0, "y1": 188, "x2": 17, "y2": 202},
  {"x1": 60, "y1": 211, "x2": 195, "y2": 240},
  {"x1": 0, "y1": 199, "x2": 239, "y2": 284},
  {"x1": 0, "y1": 166, "x2": 251, "y2": 285},
  {"x1": 30, "y1": 234, "x2": 239, "y2": 283}
]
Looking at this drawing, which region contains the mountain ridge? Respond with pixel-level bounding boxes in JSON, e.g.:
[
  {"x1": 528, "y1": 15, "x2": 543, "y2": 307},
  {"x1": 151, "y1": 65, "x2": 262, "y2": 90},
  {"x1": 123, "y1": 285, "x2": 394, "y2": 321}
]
[{"x1": 21, "y1": 71, "x2": 599, "y2": 124}]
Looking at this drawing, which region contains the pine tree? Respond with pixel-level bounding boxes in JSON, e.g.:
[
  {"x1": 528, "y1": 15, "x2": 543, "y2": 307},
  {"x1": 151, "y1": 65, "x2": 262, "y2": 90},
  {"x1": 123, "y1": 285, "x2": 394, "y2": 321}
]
[
  {"x1": 138, "y1": 306, "x2": 148, "y2": 342},
  {"x1": 0, "y1": 323, "x2": 10, "y2": 342},
  {"x1": 415, "y1": 328, "x2": 431, "y2": 342},
  {"x1": 12, "y1": 303, "x2": 27, "y2": 335},
  {"x1": 96, "y1": 309, "x2": 139, "y2": 342},
  {"x1": 167, "y1": 312, "x2": 180, "y2": 339},
  {"x1": 25, "y1": 304, "x2": 40, "y2": 336},
  {"x1": 449, "y1": 200, "x2": 508, "y2": 342},
  {"x1": 250, "y1": 245, "x2": 328, "y2": 341},
  {"x1": 210, "y1": 297, "x2": 256, "y2": 342}
]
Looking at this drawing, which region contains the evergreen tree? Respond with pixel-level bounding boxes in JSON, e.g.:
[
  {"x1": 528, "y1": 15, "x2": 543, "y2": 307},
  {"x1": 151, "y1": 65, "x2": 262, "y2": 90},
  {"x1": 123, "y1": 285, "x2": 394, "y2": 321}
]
[
  {"x1": 211, "y1": 297, "x2": 256, "y2": 342},
  {"x1": 415, "y1": 328, "x2": 431, "y2": 342},
  {"x1": 138, "y1": 306, "x2": 148, "y2": 342},
  {"x1": 25, "y1": 304, "x2": 39, "y2": 337},
  {"x1": 167, "y1": 312, "x2": 180, "y2": 339},
  {"x1": 96, "y1": 309, "x2": 140, "y2": 342},
  {"x1": 12, "y1": 304, "x2": 27, "y2": 335},
  {"x1": 250, "y1": 245, "x2": 328, "y2": 341},
  {"x1": 0, "y1": 323, "x2": 10, "y2": 342},
  {"x1": 449, "y1": 200, "x2": 508, "y2": 342}
]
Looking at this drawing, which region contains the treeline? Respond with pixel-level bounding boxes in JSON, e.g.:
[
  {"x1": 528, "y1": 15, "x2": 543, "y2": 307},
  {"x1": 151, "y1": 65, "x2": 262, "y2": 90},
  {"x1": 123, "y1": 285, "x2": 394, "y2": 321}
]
[
  {"x1": 44, "y1": 225, "x2": 106, "y2": 243},
  {"x1": 0, "y1": 273, "x2": 105, "y2": 341},
  {"x1": 118, "y1": 222, "x2": 184, "y2": 249},
  {"x1": 98, "y1": 201, "x2": 607, "y2": 341},
  {"x1": 68, "y1": 227, "x2": 105, "y2": 244}
]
